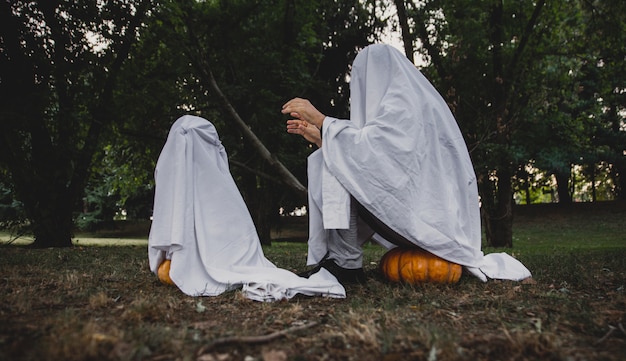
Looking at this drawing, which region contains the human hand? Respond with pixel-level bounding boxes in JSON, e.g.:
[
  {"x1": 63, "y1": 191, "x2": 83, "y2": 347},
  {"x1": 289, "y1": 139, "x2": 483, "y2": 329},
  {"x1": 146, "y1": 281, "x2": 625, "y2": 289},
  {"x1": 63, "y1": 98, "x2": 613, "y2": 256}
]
[
  {"x1": 286, "y1": 119, "x2": 322, "y2": 148},
  {"x1": 281, "y1": 98, "x2": 326, "y2": 129}
]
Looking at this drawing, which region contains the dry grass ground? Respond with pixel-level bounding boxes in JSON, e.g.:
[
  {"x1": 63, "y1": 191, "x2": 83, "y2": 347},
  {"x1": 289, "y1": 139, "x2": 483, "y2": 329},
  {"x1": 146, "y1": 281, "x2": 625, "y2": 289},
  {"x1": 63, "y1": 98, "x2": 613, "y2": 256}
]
[{"x1": 1, "y1": 202, "x2": 625, "y2": 360}]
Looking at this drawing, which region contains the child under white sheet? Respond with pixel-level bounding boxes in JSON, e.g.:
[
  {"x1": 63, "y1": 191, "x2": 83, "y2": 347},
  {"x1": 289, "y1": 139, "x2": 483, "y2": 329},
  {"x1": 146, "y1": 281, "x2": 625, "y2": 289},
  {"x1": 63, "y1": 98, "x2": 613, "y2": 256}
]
[{"x1": 148, "y1": 115, "x2": 345, "y2": 301}]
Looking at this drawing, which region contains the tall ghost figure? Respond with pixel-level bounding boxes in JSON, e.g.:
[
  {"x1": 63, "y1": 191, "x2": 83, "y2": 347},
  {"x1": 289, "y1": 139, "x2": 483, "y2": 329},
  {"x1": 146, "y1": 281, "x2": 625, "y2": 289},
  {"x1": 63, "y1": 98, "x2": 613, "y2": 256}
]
[{"x1": 288, "y1": 44, "x2": 531, "y2": 282}]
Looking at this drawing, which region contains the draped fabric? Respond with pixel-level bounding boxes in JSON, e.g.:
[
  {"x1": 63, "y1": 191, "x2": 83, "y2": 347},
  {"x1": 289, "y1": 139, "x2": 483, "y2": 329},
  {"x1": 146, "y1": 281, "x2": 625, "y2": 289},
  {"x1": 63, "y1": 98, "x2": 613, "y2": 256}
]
[
  {"x1": 308, "y1": 44, "x2": 530, "y2": 281},
  {"x1": 148, "y1": 115, "x2": 345, "y2": 301}
]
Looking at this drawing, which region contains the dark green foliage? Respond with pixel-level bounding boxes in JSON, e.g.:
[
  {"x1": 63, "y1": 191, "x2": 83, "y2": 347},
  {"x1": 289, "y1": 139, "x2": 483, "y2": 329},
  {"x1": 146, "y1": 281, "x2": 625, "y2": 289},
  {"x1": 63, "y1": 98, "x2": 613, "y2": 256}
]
[
  {"x1": 1, "y1": 0, "x2": 624, "y2": 248},
  {"x1": 0, "y1": 0, "x2": 155, "y2": 247},
  {"x1": 110, "y1": 0, "x2": 385, "y2": 244},
  {"x1": 405, "y1": 0, "x2": 625, "y2": 246},
  {"x1": 0, "y1": 182, "x2": 28, "y2": 242}
]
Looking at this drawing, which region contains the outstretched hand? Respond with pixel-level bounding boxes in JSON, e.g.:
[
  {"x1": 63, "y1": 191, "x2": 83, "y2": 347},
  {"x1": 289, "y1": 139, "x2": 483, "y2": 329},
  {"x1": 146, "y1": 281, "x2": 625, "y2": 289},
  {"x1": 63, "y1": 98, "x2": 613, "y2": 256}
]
[
  {"x1": 282, "y1": 98, "x2": 325, "y2": 148},
  {"x1": 286, "y1": 119, "x2": 322, "y2": 148},
  {"x1": 281, "y1": 98, "x2": 326, "y2": 129}
]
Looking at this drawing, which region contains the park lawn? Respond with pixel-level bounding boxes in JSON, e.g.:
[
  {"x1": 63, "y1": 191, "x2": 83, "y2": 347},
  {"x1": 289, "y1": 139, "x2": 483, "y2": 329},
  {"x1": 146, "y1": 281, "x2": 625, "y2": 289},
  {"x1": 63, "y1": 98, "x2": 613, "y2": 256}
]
[{"x1": 0, "y1": 202, "x2": 624, "y2": 360}]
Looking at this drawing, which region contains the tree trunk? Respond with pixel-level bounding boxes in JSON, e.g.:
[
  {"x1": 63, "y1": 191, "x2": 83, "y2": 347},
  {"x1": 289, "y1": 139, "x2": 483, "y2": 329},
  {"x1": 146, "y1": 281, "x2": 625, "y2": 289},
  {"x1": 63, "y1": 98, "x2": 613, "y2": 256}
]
[
  {"x1": 492, "y1": 168, "x2": 514, "y2": 247},
  {"x1": 608, "y1": 105, "x2": 625, "y2": 200},
  {"x1": 590, "y1": 163, "x2": 597, "y2": 202},
  {"x1": 12, "y1": 162, "x2": 75, "y2": 247},
  {"x1": 238, "y1": 143, "x2": 273, "y2": 246},
  {"x1": 255, "y1": 182, "x2": 274, "y2": 246},
  {"x1": 525, "y1": 172, "x2": 532, "y2": 204},
  {"x1": 614, "y1": 163, "x2": 626, "y2": 201},
  {"x1": 483, "y1": 0, "x2": 514, "y2": 248},
  {"x1": 30, "y1": 199, "x2": 74, "y2": 248},
  {"x1": 554, "y1": 167, "x2": 572, "y2": 203},
  {"x1": 0, "y1": 1, "x2": 150, "y2": 248},
  {"x1": 481, "y1": 167, "x2": 514, "y2": 248},
  {"x1": 393, "y1": 0, "x2": 415, "y2": 64}
]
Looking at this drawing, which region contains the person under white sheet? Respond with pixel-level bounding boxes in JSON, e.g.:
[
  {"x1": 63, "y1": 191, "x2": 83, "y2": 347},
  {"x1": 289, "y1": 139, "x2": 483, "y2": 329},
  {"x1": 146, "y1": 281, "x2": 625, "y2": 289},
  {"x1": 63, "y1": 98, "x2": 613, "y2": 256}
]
[
  {"x1": 148, "y1": 115, "x2": 346, "y2": 301},
  {"x1": 282, "y1": 44, "x2": 531, "y2": 284}
]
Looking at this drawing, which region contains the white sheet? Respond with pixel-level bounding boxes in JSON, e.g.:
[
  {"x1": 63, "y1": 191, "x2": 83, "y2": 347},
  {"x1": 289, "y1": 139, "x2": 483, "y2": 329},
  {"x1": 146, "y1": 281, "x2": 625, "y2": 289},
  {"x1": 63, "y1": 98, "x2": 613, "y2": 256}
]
[
  {"x1": 309, "y1": 44, "x2": 530, "y2": 281},
  {"x1": 148, "y1": 115, "x2": 345, "y2": 300}
]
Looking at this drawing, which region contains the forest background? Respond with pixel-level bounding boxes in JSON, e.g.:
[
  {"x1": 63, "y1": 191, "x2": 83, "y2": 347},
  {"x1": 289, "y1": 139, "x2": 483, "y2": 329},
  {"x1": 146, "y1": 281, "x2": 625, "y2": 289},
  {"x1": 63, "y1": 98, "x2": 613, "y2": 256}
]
[{"x1": 0, "y1": 0, "x2": 624, "y2": 248}]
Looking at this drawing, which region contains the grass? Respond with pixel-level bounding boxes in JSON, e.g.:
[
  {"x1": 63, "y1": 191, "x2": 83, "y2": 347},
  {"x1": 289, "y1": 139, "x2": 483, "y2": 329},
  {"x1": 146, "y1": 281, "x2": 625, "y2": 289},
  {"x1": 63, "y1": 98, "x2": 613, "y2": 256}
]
[{"x1": 1, "y1": 202, "x2": 625, "y2": 360}]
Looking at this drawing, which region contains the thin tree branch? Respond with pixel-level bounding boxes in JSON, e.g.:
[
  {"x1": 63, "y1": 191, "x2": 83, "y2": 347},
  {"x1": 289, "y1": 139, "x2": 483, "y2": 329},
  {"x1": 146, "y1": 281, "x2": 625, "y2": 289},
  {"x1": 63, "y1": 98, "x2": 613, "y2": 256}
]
[
  {"x1": 413, "y1": 5, "x2": 448, "y2": 81},
  {"x1": 70, "y1": 0, "x2": 153, "y2": 201},
  {"x1": 393, "y1": 0, "x2": 415, "y2": 63},
  {"x1": 506, "y1": 0, "x2": 546, "y2": 87},
  {"x1": 182, "y1": 12, "x2": 307, "y2": 198},
  {"x1": 196, "y1": 321, "x2": 318, "y2": 355},
  {"x1": 228, "y1": 158, "x2": 288, "y2": 185}
]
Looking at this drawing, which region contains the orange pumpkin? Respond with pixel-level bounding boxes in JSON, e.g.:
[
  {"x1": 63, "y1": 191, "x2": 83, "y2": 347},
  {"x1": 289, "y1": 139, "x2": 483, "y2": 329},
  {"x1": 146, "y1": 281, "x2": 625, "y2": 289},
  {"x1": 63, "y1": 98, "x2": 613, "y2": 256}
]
[
  {"x1": 380, "y1": 247, "x2": 462, "y2": 284},
  {"x1": 157, "y1": 259, "x2": 175, "y2": 285}
]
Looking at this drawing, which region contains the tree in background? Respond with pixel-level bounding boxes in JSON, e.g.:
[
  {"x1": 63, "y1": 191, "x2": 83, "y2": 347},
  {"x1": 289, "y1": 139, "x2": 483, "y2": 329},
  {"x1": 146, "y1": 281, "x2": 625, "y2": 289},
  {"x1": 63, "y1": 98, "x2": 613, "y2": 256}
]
[
  {"x1": 108, "y1": 0, "x2": 384, "y2": 244},
  {"x1": 579, "y1": 1, "x2": 626, "y2": 200},
  {"x1": 394, "y1": 0, "x2": 624, "y2": 246},
  {"x1": 2, "y1": 0, "x2": 623, "y2": 248},
  {"x1": 396, "y1": 0, "x2": 551, "y2": 247},
  {"x1": 517, "y1": 1, "x2": 626, "y2": 205},
  {"x1": 0, "y1": 0, "x2": 154, "y2": 247}
]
